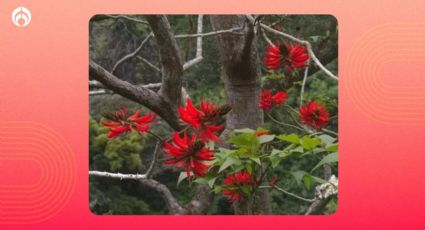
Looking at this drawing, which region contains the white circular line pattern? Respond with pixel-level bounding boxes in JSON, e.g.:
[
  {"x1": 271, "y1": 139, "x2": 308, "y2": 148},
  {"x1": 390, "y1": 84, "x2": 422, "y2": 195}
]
[{"x1": 11, "y1": 7, "x2": 31, "y2": 27}]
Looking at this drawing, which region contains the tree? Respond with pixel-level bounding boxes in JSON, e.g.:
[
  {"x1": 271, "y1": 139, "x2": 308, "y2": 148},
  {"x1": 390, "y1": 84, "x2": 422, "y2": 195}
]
[{"x1": 89, "y1": 14, "x2": 338, "y2": 215}]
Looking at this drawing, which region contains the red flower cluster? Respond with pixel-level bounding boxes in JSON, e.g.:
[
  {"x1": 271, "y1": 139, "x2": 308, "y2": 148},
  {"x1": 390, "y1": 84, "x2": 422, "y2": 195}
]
[
  {"x1": 163, "y1": 132, "x2": 214, "y2": 177},
  {"x1": 222, "y1": 171, "x2": 252, "y2": 203},
  {"x1": 101, "y1": 108, "x2": 156, "y2": 138},
  {"x1": 264, "y1": 42, "x2": 309, "y2": 72},
  {"x1": 179, "y1": 99, "x2": 229, "y2": 142},
  {"x1": 258, "y1": 89, "x2": 288, "y2": 111},
  {"x1": 299, "y1": 101, "x2": 330, "y2": 130}
]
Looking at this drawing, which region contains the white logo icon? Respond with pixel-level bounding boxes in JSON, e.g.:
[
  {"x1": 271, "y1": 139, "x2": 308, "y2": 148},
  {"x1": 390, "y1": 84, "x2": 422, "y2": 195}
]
[{"x1": 11, "y1": 7, "x2": 31, "y2": 27}]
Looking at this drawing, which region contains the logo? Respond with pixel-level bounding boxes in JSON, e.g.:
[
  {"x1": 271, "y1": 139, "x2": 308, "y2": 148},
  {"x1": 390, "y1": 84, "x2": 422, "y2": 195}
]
[{"x1": 11, "y1": 7, "x2": 31, "y2": 27}]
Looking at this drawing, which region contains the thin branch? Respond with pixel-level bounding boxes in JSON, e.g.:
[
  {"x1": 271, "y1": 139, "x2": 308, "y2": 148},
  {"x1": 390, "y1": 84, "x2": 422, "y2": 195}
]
[
  {"x1": 136, "y1": 56, "x2": 161, "y2": 72},
  {"x1": 111, "y1": 33, "x2": 153, "y2": 74},
  {"x1": 104, "y1": 15, "x2": 149, "y2": 25},
  {"x1": 183, "y1": 15, "x2": 204, "y2": 71},
  {"x1": 89, "y1": 89, "x2": 107, "y2": 96},
  {"x1": 260, "y1": 23, "x2": 338, "y2": 81},
  {"x1": 260, "y1": 185, "x2": 314, "y2": 203},
  {"x1": 175, "y1": 27, "x2": 244, "y2": 38},
  {"x1": 300, "y1": 67, "x2": 309, "y2": 107},
  {"x1": 322, "y1": 128, "x2": 338, "y2": 136},
  {"x1": 89, "y1": 170, "x2": 146, "y2": 179},
  {"x1": 89, "y1": 60, "x2": 183, "y2": 130},
  {"x1": 265, "y1": 112, "x2": 306, "y2": 133},
  {"x1": 145, "y1": 141, "x2": 161, "y2": 178},
  {"x1": 89, "y1": 170, "x2": 186, "y2": 214}
]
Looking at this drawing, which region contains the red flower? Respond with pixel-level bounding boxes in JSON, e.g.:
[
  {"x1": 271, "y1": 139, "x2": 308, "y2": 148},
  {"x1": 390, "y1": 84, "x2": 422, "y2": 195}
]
[
  {"x1": 179, "y1": 99, "x2": 203, "y2": 128},
  {"x1": 299, "y1": 101, "x2": 330, "y2": 130},
  {"x1": 163, "y1": 132, "x2": 214, "y2": 177},
  {"x1": 200, "y1": 123, "x2": 224, "y2": 142},
  {"x1": 222, "y1": 171, "x2": 252, "y2": 203},
  {"x1": 101, "y1": 108, "x2": 156, "y2": 138},
  {"x1": 179, "y1": 99, "x2": 228, "y2": 142},
  {"x1": 264, "y1": 44, "x2": 283, "y2": 70},
  {"x1": 264, "y1": 42, "x2": 309, "y2": 72},
  {"x1": 258, "y1": 89, "x2": 288, "y2": 111},
  {"x1": 284, "y1": 42, "x2": 309, "y2": 72}
]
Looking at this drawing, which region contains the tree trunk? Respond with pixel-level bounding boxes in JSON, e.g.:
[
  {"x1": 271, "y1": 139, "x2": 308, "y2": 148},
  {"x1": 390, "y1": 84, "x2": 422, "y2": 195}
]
[{"x1": 210, "y1": 15, "x2": 272, "y2": 215}]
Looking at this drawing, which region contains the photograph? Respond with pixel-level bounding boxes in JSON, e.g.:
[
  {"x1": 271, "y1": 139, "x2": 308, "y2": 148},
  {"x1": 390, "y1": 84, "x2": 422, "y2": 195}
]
[{"x1": 88, "y1": 14, "x2": 338, "y2": 215}]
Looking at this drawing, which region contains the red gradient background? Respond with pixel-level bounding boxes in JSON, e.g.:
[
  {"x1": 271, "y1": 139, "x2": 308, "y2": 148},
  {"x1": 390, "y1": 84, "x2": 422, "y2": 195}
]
[{"x1": 1, "y1": 0, "x2": 425, "y2": 229}]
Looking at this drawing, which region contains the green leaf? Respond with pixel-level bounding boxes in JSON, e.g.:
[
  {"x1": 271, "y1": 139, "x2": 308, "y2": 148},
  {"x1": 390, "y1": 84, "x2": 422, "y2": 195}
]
[
  {"x1": 277, "y1": 134, "x2": 299, "y2": 144},
  {"x1": 250, "y1": 157, "x2": 261, "y2": 165},
  {"x1": 301, "y1": 136, "x2": 321, "y2": 150},
  {"x1": 227, "y1": 133, "x2": 260, "y2": 151},
  {"x1": 318, "y1": 134, "x2": 336, "y2": 145},
  {"x1": 326, "y1": 144, "x2": 338, "y2": 153},
  {"x1": 207, "y1": 177, "x2": 217, "y2": 188},
  {"x1": 177, "y1": 172, "x2": 189, "y2": 186},
  {"x1": 213, "y1": 185, "x2": 222, "y2": 194},
  {"x1": 233, "y1": 128, "x2": 255, "y2": 134},
  {"x1": 291, "y1": 170, "x2": 308, "y2": 185},
  {"x1": 291, "y1": 146, "x2": 304, "y2": 154},
  {"x1": 218, "y1": 157, "x2": 239, "y2": 172},
  {"x1": 258, "y1": 134, "x2": 275, "y2": 144},
  {"x1": 271, "y1": 149, "x2": 281, "y2": 156},
  {"x1": 312, "y1": 176, "x2": 327, "y2": 184},
  {"x1": 312, "y1": 152, "x2": 338, "y2": 171},
  {"x1": 269, "y1": 155, "x2": 281, "y2": 168},
  {"x1": 303, "y1": 174, "x2": 313, "y2": 190},
  {"x1": 194, "y1": 177, "x2": 208, "y2": 185}
]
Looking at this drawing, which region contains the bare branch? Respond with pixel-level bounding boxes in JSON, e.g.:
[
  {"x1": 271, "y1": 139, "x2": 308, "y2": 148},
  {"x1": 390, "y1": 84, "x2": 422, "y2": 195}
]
[
  {"x1": 260, "y1": 185, "x2": 314, "y2": 203},
  {"x1": 136, "y1": 56, "x2": 161, "y2": 72},
  {"x1": 89, "y1": 170, "x2": 147, "y2": 179},
  {"x1": 305, "y1": 175, "x2": 338, "y2": 215},
  {"x1": 260, "y1": 23, "x2": 338, "y2": 81},
  {"x1": 89, "y1": 170, "x2": 186, "y2": 214},
  {"x1": 89, "y1": 89, "x2": 107, "y2": 96},
  {"x1": 111, "y1": 33, "x2": 153, "y2": 74},
  {"x1": 145, "y1": 15, "x2": 184, "y2": 106},
  {"x1": 175, "y1": 27, "x2": 244, "y2": 38},
  {"x1": 92, "y1": 14, "x2": 149, "y2": 25},
  {"x1": 183, "y1": 15, "x2": 204, "y2": 71},
  {"x1": 145, "y1": 141, "x2": 161, "y2": 178},
  {"x1": 300, "y1": 67, "x2": 309, "y2": 107},
  {"x1": 89, "y1": 60, "x2": 182, "y2": 130},
  {"x1": 138, "y1": 178, "x2": 186, "y2": 214}
]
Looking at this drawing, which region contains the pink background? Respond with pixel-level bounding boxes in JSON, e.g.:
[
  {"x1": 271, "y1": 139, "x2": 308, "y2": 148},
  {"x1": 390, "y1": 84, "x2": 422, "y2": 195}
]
[{"x1": 1, "y1": 0, "x2": 425, "y2": 229}]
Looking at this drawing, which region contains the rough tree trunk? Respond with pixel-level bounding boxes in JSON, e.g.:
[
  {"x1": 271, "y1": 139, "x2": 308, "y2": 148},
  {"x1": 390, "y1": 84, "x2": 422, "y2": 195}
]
[{"x1": 210, "y1": 15, "x2": 272, "y2": 215}]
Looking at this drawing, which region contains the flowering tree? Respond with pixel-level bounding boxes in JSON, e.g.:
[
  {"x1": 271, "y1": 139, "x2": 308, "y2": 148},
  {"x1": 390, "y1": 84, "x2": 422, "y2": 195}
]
[{"x1": 89, "y1": 15, "x2": 338, "y2": 215}]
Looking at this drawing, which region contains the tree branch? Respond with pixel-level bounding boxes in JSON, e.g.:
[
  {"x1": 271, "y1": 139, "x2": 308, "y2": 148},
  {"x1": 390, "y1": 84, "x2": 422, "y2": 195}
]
[
  {"x1": 91, "y1": 14, "x2": 149, "y2": 25},
  {"x1": 175, "y1": 27, "x2": 244, "y2": 38},
  {"x1": 300, "y1": 67, "x2": 309, "y2": 107},
  {"x1": 89, "y1": 170, "x2": 147, "y2": 179},
  {"x1": 305, "y1": 175, "x2": 338, "y2": 215},
  {"x1": 145, "y1": 141, "x2": 161, "y2": 178},
  {"x1": 111, "y1": 33, "x2": 153, "y2": 74},
  {"x1": 136, "y1": 56, "x2": 161, "y2": 72},
  {"x1": 182, "y1": 15, "x2": 204, "y2": 71},
  {"x1": 260, "y1": 185, "x2": 314, "y2": 203},
  {"x1": 89, "y1": 60, "x2": 182, "y2": 130},
  {"x1": 89, "y1": 170, "x2": 186, "y2": 214},
  {"x1": 145, "y1": 15, "x2": 184, "y2": 107}
]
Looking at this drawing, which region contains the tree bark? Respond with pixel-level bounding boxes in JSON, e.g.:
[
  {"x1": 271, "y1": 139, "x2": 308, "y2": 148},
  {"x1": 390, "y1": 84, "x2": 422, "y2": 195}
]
[{"x1": 210, "y1": 15, "x2": 272, "y2": 215}]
